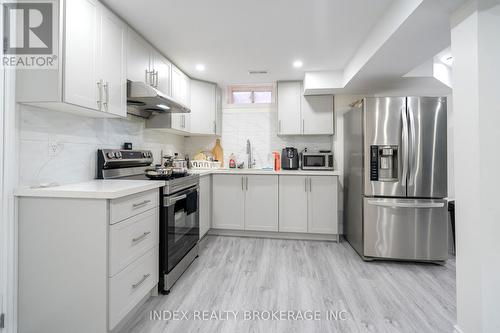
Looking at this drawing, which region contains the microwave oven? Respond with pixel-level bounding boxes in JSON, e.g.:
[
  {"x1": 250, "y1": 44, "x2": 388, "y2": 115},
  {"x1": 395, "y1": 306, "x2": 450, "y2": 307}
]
[{"x1": 301, "y1": 152, "x2": 334, "y2": 170}]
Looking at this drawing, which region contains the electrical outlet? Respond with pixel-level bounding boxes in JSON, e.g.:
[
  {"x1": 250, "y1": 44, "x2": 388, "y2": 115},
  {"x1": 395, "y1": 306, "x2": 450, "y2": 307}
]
[{"x1": 48, "y1": 139, "x2": 64, "y2": 157}]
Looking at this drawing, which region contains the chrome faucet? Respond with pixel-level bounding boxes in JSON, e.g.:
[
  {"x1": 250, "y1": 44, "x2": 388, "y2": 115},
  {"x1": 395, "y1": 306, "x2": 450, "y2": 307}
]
[{"x1": 246, "y1": 139, "x2": 256, "y2": 168}]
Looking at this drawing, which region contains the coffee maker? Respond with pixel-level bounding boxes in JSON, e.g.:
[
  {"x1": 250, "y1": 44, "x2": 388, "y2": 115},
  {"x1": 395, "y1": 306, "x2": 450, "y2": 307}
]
[{"x1": 281, "y1": 147, "x2": 299, "y2": 170}]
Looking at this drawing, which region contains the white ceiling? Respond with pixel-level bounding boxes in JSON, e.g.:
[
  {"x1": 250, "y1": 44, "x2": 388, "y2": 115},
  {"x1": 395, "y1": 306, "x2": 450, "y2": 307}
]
[{"x1": 102, "y1": 0, "x2": 394, "y2": 85}]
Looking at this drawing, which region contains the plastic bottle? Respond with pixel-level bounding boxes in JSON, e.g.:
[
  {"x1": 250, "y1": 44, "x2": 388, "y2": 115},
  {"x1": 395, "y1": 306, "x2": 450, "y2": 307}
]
[{"x1": 229, "y1": 153, "x2": 236, "y2": 169}]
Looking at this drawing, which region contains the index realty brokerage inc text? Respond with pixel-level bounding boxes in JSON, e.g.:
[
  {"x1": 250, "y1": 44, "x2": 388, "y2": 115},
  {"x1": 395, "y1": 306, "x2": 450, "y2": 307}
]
[{"x1": 150, "y1": 310, "x2": 350, "y2": 321}]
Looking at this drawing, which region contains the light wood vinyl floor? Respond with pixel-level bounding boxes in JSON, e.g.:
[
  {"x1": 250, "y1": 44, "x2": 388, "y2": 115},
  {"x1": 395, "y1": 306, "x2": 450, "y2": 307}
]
[{"x1": 120, "y1": 236, "x2": 456, "y2": 333}]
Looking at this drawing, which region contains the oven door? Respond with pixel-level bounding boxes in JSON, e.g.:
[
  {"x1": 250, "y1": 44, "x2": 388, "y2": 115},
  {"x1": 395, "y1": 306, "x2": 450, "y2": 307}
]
[
  {"x1": 161, "y1": 186, "x2": 199, "y2": 274},
  {"x1": 302, "y1": 154, "x2": 326, "y2": 169}
]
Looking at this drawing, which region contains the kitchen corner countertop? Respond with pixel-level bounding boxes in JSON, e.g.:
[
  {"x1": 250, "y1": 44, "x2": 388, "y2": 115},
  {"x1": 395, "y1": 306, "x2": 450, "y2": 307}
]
[
  {"x1": 190, "y1": 169, "x2": 341, "y2": 176},
  {"x1": 14, "y1": 180, "x2": 166, "y2": 199}
]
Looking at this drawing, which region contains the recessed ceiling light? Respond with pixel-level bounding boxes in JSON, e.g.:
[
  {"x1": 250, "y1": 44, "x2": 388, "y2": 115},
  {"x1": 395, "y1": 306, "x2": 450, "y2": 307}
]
[
  {"x1": 293, "y1": 60, "x2": 303, "y2": 68},
  {"x1": 196, "y1": 64, "x2": 205, "y2": 71},
  {"x1": 156, "y1": 104, "x2": 170, "y2": 110}
]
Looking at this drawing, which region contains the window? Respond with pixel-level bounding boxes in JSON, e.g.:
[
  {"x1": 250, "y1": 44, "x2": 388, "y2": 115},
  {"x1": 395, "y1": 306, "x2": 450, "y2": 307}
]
[{"x1": 228, "y1": 84, "x2": 274, "y2": 104}]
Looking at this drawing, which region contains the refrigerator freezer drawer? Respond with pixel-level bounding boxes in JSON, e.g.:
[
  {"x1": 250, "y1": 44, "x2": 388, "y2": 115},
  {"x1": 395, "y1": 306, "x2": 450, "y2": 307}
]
[{"x1": 363, "y1": 197, "x2": 448, "y2": 261}]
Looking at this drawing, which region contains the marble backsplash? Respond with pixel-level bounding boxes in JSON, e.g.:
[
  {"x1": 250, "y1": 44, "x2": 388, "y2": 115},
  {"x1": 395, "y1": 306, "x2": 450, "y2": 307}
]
[
  {"x1": 185, "y1": 108, "x2": 333, "y2": 169},
  {"x1": 18, "y1": 105, "x2": 185, "y2": 186}
]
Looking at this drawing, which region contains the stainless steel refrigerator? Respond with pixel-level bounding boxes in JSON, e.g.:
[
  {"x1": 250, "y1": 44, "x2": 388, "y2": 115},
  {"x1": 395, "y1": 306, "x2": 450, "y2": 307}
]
[{"x1": 344, "y1": 97, "x2": 448, "y2": 262}]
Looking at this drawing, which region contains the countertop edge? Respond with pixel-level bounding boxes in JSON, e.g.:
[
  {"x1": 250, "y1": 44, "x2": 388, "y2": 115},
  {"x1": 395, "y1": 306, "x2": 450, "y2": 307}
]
[{"x1": 14, "y1": 181, "x2": 165, "y2": 199}]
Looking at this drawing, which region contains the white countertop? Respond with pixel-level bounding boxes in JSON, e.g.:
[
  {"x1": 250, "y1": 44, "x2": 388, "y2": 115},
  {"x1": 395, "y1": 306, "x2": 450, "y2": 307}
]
[
  {"x1": 14, "y1": 180, "x2": 165, "y2": 199},
  {"x1": 190, "y1": 169, "x2": 341, "y2": 176}
]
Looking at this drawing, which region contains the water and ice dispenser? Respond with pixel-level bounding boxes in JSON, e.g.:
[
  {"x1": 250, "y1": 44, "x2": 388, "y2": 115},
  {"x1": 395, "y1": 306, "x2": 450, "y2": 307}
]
[{"x1": 370, "y1": 145, "x2": 399, "y2": 181}]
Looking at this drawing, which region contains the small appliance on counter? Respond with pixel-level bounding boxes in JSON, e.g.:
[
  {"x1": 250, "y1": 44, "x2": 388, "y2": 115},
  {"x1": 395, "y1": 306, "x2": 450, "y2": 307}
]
[
  {"x1": 301, "y1": 150, "x2": 334, "y2": 170},
  {"x1": 281, "y1": 147, "x2": 299, "y2": 170}
]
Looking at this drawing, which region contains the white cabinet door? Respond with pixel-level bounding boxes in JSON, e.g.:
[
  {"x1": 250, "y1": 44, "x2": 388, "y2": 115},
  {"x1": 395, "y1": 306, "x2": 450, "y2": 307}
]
[
  {"x1": 190, "y1": 80, "x2": 216, "y2": 135},
  {"x1": 244, "y1": 175, "x2": 278, "y2": 231},
  {"x1": 302, "y1": 94, "x2": 334, "y2": 135},
  {"x1": 99, "y1": 7, "x2": 126, "y2": 117},
  {"x1": 64, "y1": 0, "x2": 100, "y2": 111},
  {"x1": 307, "y1": 176, "x2": 338, "y2": 234},
  {"x1": 279, "y1": 176, "x2": 308, "y2": 233},
  {"x1": 171, "y1": 65, "x2": 190, "y2": 105},
  {"x1": 215, "y1": 86, "x2": 223, "y2": 136},
  {"x1": 199, "y1": 175, "x2": 212, "y2": 238},
  {"x1": 151, "y1": 51, "x2": 171, "y2": 96},
  {"x1": 277, "y1": 81, "x2": 302, "y2": 135},
  {"x1": 126, "y1": 28, "x2": 152, "y2": 84},
  {"x1": 212, "y1": 175, "x2": 245, "y2": 230}
]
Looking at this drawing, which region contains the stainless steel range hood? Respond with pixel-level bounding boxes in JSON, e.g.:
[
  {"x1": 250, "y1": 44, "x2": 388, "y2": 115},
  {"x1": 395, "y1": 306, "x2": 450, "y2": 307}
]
[{"x1": 127, "y1": 80, "x2": 190, "y2": 118}]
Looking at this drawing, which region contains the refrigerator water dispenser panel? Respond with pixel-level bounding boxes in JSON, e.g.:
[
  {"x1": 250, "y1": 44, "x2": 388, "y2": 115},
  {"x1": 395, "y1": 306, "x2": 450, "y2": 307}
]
[{"x1": 370, "y1": 145, "x2": 399, "y2": 181}]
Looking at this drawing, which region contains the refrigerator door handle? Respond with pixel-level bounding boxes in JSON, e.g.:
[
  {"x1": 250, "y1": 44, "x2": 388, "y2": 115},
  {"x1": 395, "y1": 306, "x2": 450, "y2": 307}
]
[
  {"x1": 408, "y1": 106, "x2": 417, "y2": 186},
  {"x1": 401, "y1": 108, "x2": 409, "y2": 186},
  {"x1": 366, "y1": 199, "x2": 445, "y2": 208}
]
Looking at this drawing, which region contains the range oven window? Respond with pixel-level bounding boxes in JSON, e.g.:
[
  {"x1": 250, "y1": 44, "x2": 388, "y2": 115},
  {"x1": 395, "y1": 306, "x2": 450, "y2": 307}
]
[
  {"x1": 162, "y1": 187, "x2": 199, "y2": 273},
  {"x1": 304, "y1": 155, "x2": 325, "y2": 167}
]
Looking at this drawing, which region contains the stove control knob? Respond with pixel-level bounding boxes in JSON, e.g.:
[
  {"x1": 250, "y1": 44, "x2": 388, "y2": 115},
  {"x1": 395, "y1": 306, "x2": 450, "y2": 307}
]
[
  {"x1": 107, "y1": 152, "x2": 114, "y2": 159},
  {"x1": 142, "y1": 152, "x2": 147, "y2": 158},
  {"x1": 114, "y1": 151, "x2": 122, "y2": 159},
  {"x1": 148, "y1": 152, "x2": 153, "y2": 158}
]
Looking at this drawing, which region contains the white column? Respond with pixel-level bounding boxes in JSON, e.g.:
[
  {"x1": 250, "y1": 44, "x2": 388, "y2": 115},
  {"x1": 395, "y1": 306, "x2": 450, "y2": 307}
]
[{"x1": 451, "y1": 1, "x2": 500, "y2": 332}]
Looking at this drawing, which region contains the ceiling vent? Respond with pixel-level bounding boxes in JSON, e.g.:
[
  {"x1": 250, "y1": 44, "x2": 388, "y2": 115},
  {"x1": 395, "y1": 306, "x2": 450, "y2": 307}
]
[{"x1": 248, "y1": 70, "x2": 268, "y2": 75}]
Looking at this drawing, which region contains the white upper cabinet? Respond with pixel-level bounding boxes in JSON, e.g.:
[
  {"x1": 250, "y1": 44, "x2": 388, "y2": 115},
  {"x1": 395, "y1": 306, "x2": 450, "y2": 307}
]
[
  {"x1": 277, "y1": 81, "x2": 334, "y2": 135},
  {"x1": 190, "y1": 80, "x2": 217, "y2": 135},
  {"x1": 301, "y1": 95, "x2": 334, "y2": 135},
  {"x1": 277, "y1": 81, "x2": 302, "y2": 135},
  {"x1": 126, "y1": 28, "x2": 152, "y2": 84},
  {"x1": 151, "y1": 51, "x2": 172, "y2": 96},
  {"x1": 215, "y1": 86, "x2": 223, "y2": 136},
  {"x1": 64, "y1": 0, "x2": 100, "y2": 111},
  {"x1": 99, "y1": 7, "x2": 127, "y2": 117},
  {"x1": 171, "y1": 65, "x2": 191, "y2": 106},
  {"x1": 17, "y1": 0, "x2": 127, "y2": 118}
]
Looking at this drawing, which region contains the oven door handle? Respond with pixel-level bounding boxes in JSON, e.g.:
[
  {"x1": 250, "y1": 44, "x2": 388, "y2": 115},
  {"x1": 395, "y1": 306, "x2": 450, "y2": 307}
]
[{"x1": 166, "y1": 194, "x2": 187, "y2": 206}]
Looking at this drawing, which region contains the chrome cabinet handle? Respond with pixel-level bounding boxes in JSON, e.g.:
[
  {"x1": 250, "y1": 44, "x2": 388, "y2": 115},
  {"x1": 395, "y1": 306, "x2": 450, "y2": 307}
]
[
  {"x1": 97, "y1": 80, "x2": 103, "y2": 109},
  {"x1": 132, "y1": 199, "x2": 151, "y2": 208},
  {"x1": 155, "y1": 70, "x2": 159, "y2": 88},
  {"x1": 132, "y1": 273, "x2": 150, "y2": 289},
  {"x1": 246, "y1": 176, "x2": 248, "y2": 190},
  {"x1": 241, "y1": 177, "x2": 244, "y2": 191},
  {"x1": 309, "y1": 178, "x2": 312, "y2": 192},
  {"x1": 132, "y1": 231, "x2": 151, "y2": 243},
  {"x1": 278, "y1": 120, "x2": 281, "y2": 133},
  {"x1": 145, "y1": 69, "x2": 150, "y2": 85},
  {"x1": 213, "y1": 121, "x2": 216, "y2": 134},
  {"x1": 103, "y1": 81, "x2": 109, "y2": 110},
  {"x1": 302, "y1": 119, "x2": 305, "y2": 133},
  {"x1": 304, "y1": 178, "x2": 308, "y2": 192}
]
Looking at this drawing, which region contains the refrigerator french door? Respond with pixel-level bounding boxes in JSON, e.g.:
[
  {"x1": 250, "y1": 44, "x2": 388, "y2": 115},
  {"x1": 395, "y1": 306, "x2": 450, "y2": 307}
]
[{"x1": 362, "y1": 96, "x2": 448, "y2": 261}]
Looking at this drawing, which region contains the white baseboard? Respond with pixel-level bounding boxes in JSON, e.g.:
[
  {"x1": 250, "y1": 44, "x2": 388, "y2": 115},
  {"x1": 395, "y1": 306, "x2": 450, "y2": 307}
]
[{"x1": 209, "y1": 229, "x2": 340, "y2": 242}]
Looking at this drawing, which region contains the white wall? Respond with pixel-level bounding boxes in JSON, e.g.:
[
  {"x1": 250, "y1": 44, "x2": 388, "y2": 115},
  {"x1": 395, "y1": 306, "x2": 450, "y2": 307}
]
[
  {"x1": 18, "y1": 105, "x2": 185, "y2": 186},
  {"x1": 452, "y1": 1, "x2": 500, "y2": 332}
]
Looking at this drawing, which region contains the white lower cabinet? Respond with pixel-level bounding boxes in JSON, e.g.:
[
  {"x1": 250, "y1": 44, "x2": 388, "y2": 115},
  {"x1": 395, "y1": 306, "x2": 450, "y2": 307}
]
[
  {"x1": 212, "y1": 174, "x2": 278, "y2": 231},
  {"x1": 279, "y1": 175, "x2": 339, "y2": 234},
  {"x1": 279, "y1": 176, "x2": 308, "y2": 233},
  {"x1": 199, "y1": 175, "x2": 212, "y2": 238},
  {"x1": 244, "y1": 175, "x2": 279, "y2": 231},
  {"x1": 307, "y1": 176, "x2": 338, "y2": 234},
  {"x1": 17, "y1": 188, "x2": 160, "y2": 333},
  {"x1": 212, "y1": 174, "x2": 245, "y2": 229}
]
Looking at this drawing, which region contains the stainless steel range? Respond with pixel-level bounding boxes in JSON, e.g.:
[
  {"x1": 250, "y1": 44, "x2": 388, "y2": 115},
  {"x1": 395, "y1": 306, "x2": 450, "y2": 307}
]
[{"x1": 97, "y1": 149, "x2": 199, "y2": 294}]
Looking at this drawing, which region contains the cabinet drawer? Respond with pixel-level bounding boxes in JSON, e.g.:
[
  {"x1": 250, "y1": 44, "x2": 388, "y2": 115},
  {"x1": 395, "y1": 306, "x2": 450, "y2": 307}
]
[
  {"x1": 108, "y1": 247, "x2": 158, "y2": 330},
  {"x1": 109, "y1": 208, "x2": 159, "y2": 276},
  {"x1": 110, "y1": 189, "x2": 159, "y2": 224}
]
